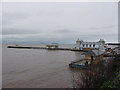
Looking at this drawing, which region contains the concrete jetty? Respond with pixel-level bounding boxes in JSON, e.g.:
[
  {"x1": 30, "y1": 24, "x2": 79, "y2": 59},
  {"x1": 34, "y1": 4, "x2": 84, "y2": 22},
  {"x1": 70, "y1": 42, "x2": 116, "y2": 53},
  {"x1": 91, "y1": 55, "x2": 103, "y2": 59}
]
[{"x1": 7, "y1": 45, "x2": 87, "y2": 52}]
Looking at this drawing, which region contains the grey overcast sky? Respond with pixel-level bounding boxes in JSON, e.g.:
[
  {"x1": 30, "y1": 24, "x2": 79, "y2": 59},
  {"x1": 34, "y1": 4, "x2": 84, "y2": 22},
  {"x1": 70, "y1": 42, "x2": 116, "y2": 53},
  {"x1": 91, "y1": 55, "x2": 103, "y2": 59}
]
[{"x1": 2, "y1": 2, "x2": 118, "y2": 44}]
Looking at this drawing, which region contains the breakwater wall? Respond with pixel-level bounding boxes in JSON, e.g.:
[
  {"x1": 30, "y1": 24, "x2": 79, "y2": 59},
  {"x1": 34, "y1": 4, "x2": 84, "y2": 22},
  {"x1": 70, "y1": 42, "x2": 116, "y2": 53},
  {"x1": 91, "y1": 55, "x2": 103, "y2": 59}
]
[{"x1": 7, "y1": 46, "x2": 87, "y2": 52}]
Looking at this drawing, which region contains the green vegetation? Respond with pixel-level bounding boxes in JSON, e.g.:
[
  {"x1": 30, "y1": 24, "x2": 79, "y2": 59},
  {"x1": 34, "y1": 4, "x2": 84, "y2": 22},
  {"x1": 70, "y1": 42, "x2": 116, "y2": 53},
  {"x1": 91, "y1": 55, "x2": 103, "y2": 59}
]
[
  {"x1": 72, "y1": 54, "x2": 120, "y2": 88},
  {"x1": 100, "y1": 55, "x2": 120, "y2": 88},
  {"x1": 101, "y1": 72, "x2": 120, "y2": 88}
]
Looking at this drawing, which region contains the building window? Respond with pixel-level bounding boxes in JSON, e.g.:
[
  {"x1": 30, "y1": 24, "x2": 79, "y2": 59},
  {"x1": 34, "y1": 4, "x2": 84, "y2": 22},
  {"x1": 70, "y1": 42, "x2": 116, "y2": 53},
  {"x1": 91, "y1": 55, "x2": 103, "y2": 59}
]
[
  {"x1": 90, "y1": 44, "x2": 91, "y2": 47},
  {"x1": 93, "y1": 44, "x2": 95, "y2": 48},
  {"x1": 86, "y1": 44, "x2": 88, "y2": 48},
  {"x1": 83, "y1": 44, "x2": 85, "y2": 47}
]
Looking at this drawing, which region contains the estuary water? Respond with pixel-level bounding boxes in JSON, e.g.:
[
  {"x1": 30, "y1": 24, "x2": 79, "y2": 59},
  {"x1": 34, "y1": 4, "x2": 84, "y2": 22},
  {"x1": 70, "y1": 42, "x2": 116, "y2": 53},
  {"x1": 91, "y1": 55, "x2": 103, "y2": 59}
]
[{"x1": 2, "y1": 44, "x2": 83, "y2": 88}]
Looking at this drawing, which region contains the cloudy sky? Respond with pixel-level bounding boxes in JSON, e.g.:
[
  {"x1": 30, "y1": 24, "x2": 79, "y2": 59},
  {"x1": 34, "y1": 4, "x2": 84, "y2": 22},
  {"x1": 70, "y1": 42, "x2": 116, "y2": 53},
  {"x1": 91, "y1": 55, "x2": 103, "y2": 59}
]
[{"x1": 2, "y1": 2, "x2": 118, "y2": 44}]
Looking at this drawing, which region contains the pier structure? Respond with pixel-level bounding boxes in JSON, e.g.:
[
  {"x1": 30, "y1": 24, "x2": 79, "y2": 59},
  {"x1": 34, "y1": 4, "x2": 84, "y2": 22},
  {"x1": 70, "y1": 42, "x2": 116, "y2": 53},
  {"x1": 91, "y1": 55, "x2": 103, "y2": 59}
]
[
  {"x1": 46, "y1": 43, "x2": 59, "y2": 49},
  {"x1": 75, "y1": 39, "x2": 106, "y2": 50}
]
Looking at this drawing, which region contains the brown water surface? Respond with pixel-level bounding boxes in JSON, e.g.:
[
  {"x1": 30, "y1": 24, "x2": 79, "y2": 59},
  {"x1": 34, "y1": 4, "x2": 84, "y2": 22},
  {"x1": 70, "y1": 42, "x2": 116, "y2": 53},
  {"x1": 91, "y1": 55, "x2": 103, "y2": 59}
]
[{"x1": 2, "y1": 44, "x2": 83, "y2": 88}]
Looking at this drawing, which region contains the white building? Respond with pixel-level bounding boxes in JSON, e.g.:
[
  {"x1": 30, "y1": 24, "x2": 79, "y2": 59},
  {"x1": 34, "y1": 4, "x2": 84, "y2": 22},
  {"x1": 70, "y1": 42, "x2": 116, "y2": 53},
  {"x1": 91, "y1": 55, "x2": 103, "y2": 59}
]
[{"x1": 75, "y1": 39, "x2": 106, "y2": 50}]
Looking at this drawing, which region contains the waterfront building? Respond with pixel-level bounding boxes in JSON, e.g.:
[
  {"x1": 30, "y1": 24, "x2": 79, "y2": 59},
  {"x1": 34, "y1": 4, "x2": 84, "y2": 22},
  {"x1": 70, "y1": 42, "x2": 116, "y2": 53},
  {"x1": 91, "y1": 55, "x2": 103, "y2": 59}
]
[
  {"x1": 75, "y1": 39, "x2": 106, "y2": 50},
  {"x1": 69, "y1": 50, "x2": 105, "y2": 68},
  {"x1": 83, "y1": 50, "x2": 104, "y2": 64},
  {"x1": 46, "y1": 44, "x2": 59, "y2": 49}
]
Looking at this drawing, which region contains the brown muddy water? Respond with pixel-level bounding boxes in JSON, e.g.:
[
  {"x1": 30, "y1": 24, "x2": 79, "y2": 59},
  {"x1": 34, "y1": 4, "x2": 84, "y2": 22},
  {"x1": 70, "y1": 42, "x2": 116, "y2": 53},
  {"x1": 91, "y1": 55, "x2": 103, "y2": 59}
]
[{"x1": 2, "y1": 44, "x2": 83, "y2": 88}]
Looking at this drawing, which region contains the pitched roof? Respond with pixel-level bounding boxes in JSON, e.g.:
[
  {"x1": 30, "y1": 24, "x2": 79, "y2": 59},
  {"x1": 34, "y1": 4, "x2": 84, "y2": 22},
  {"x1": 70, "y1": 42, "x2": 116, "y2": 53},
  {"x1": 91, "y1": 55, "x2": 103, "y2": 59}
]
[
  {"x1": 82, "y1": 50, "x2": 105, "y2": 56},
  {"x1": 82, "y1": 50, "x2": 96, "y2": 56}
]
